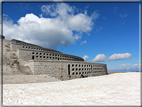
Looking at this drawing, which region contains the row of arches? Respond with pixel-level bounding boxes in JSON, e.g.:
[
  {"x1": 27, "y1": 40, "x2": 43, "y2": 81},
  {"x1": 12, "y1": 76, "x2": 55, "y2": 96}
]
[
  {"x1": 22, "y1": 45, "x2": 59, "y2": 53},
  {"x1": 71, "y1": 68, "x2": 91, "y2": 71},
  {"x1": 72, "y1": 71, "x2": 87, "y2": 75},
  {"x1": 71, "y1": 64, "x2": 91, "y2": 67},
  {"x1": 32, "y1": 55, "x2": 73, "y2": 61},
  {"x1": 31, "y1": 51, "x2": 83, "y2": 61},
  {"x1": 68, "y1": 64, "x2": 106, "y2": 76},
  {"x1": 23, "y1": 46, "x2": 45, "y2": 51}
]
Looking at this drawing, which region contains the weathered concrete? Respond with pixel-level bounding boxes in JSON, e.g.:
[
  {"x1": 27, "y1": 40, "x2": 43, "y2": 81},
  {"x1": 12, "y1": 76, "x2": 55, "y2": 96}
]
[
  {"x1": 3, "y1": 37, "x2": 108, "y2": 81},
  {"x1": 25, "y1": 60, "x2": 107, "y2": 80}
]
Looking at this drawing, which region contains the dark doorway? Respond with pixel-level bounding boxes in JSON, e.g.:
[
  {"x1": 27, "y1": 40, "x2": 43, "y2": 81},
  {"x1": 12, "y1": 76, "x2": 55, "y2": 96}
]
[
  {"x1": 68, "y1": 64, "x2": 70, "y2": 75},
  {"x1": 32, "y1": 56, "x2": 34, "y2": 59}
]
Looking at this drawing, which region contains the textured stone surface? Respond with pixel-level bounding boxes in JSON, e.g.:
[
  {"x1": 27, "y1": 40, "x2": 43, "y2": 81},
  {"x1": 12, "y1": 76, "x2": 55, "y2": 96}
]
[
  {"x1": 11, "y1": 40, "x2": 84, "y2": 61},
  {"x1": 3, "y1": 38, "x2": 108, "y2": 81},
  {"x1": 3, "y1": 39, "x2": 33, "y2": 75},
  {"x1": 27, "y1": 60, "x2": 107, "y2": 80},
  {"x1": 3, "y1": 72, "x2": 140, "y2": 105}
]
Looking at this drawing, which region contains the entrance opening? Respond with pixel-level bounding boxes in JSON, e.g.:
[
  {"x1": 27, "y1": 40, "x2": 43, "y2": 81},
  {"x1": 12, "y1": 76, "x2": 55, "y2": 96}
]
[
  {"x1": 32, "y1": 56, "x2": 34, "y2": 59},
  {"x1": 68, "y1": 64, "x2": 70, "y2": 75}
]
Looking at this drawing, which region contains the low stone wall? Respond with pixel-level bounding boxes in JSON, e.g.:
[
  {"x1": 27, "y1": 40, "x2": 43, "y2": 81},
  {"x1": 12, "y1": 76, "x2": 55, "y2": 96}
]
[{"x1": 26, "y1": 60, "x2": 107, "y2": 81}]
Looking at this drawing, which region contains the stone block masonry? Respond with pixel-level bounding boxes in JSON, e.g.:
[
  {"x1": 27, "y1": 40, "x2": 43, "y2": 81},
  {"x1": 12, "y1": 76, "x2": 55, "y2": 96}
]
[
  {"x1": 3, "y1": 37, "x2": 108, "y2": 81},
  {"x1": 25, "y1": 60, "x2": 107, "y2": 80}
]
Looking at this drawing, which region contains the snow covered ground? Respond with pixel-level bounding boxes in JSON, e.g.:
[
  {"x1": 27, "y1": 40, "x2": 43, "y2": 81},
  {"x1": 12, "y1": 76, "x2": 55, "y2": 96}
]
[{"x1": 3, "y1": 72, "x2": 141, "y2": 106}]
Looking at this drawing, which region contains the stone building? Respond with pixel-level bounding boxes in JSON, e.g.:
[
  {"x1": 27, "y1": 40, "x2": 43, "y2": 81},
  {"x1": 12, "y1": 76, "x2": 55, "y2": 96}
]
[{"x1": 3, "y1": 37, "x2": 108, "y2": 80}]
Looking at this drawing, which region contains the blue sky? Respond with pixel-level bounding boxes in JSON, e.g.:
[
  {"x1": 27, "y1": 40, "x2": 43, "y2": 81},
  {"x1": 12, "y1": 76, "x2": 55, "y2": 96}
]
[{"x1": 2, "y1": 2, "x2": 140, "y2": 72}]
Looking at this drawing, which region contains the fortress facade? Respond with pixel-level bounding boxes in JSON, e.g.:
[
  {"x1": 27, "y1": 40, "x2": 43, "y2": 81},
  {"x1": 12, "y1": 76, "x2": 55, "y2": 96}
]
[{"x1": 3, "y1": 36, "x2": 108, "y2": 80}]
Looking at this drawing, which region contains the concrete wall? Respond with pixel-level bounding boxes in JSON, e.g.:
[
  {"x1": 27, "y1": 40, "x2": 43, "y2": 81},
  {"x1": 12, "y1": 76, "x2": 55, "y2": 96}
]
[
  {"x1": 11, "y1": 39, "x2": 61, "y2": 53},
  {"x1": 8, "y1": 39, "x2": 108, "y2": 81},
  {"x1": 10, "y1": 44, "x2": 23, "y2": 52},
  {"x1": 10, "y1": 39, "x2": 84, "y2": 61},
  {"x1": 17, "y1": 49, "x2": 84, "y2": 62},
  {"x1": 3, "y1": 39, "x2": 11, "y2": 46},
  {"x1": 24, "y1": 60, "x2": 34, "y2": 74},
  {"x1": 26, "y1": 60, "x2": 107, "y2": 81}
]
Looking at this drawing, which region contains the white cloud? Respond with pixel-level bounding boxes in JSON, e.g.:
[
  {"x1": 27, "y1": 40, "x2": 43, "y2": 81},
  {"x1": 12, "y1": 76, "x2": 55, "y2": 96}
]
[
  {"x1": 108, "y1": 53, "x2": 132, "y2": 60},
  {"x1": 92, "y1": 54, "x2": 107, "y2": 62},
  {"x1": 80, "y1": 40, "x2": 87, "y2": 45},
  {"x1": 3, "y1": 3, "x2": 99, "y2": 49},
  {"x1": 92, "y1": 53, "x2": 132, "y2": 62},
  {"x1": 67, "y1": 13, "x2": 94, "y2": 32},
  {"x1": 132, "y1": 64, "x2": 138, "y2": 66},
  {"x1": 91, "y1": 11, "x2": 99, "y2": 20},
  {"x1": 108, "y1": 63, "x2": 140, "y2": 71},
  {"x1": 119, "y1": 63, "x2": 131, "y2": 67},
  {"x1": 73, "y1": 34, "x2": 81, "y2": 40},
  {"x1": 83, "y1": 55, "x2": 89, "y2": 61},
  {"x1": 119, "y1": 14, "x2": 127, "y2": 19}
]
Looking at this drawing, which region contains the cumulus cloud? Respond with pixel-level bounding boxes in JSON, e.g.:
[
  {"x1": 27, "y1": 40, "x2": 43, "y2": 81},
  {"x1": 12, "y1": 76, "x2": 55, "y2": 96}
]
[
  {"x1": 92, "y1": 54, "x2": 107, "y2": 62},
  {"x1": 80, "y1": 40, "x2": 87, "y2": 45},
  {"x1": 108, "y1": 53, "x2": 132, "y2": 60},
  {"x1": 3, "y1": 3, "x2": 99, "y2": 49},
  {"x1": 83, "y1": 55, "x2": 89, "y2": 61},
  {"x1": 92, "y1": 53, "x2": 132, "y2": 62}
]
